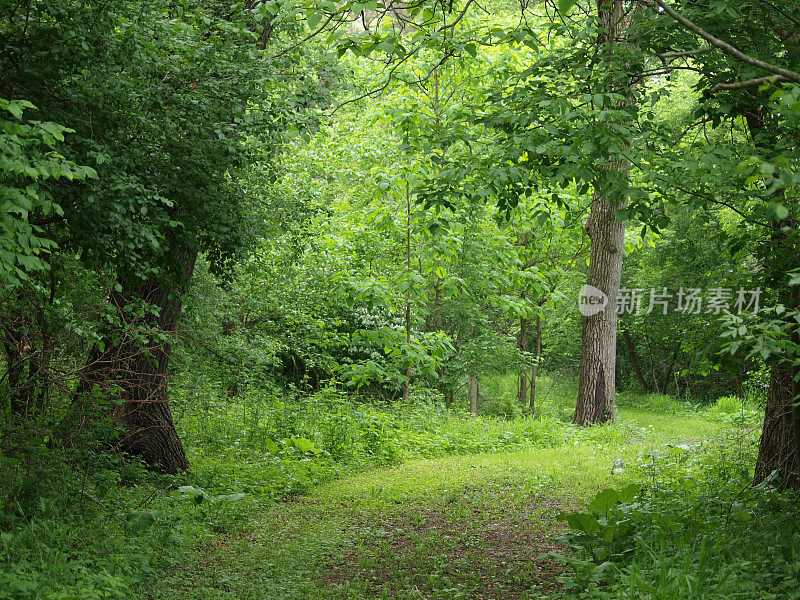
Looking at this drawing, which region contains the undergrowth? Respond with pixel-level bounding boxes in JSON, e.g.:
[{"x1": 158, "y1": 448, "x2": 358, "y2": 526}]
[{"x1": 552, "y1": 425, "x2": 800, "y2": 600}]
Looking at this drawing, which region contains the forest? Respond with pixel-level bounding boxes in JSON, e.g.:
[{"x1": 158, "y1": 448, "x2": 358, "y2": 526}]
[{"x1": 1, "y1": 0, "x2": 799, "y2": 598}]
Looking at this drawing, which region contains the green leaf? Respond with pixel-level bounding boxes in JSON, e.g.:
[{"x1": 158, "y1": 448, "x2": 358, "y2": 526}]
[
  {"x1": 178, "y1": 485, "x2": 207, "y2": 504},
  {"x1": 221, "y1": 493, "x2": 246, "y2": 502},
  {"x1": 307, "y1": 12, "x2": 322, "y2": 29},
  {"x1": 290, "y1": 437, "x2": 319, "y2": 454},
  {"x1": 770, "y1": 202, "x2": 789, "y2": 221},
  {"x1": 557, "y1": 0, "x2": 579, "y2": 15},
  {"x1": 616, "y1": 483, "x2": 642, "y2": 504},
  {"x1": 588, "y1": 488, "x2": 619, "y2": 514},
  {"x1": 124, "y1": 509, "x2": 159, "y2": 533},
  {"x1": 560, "y1": 511, "x2": 600, "y2": 534}
]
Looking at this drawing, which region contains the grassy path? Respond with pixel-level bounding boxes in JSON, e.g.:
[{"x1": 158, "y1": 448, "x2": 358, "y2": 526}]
[{"x1": 150, "y1": 406, "x2": 722, "y2": 600}]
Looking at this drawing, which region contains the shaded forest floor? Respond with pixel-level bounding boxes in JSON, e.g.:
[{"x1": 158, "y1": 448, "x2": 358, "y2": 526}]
[{"x1": 148, "y1": 399, "x2": 725, "y2": 600}]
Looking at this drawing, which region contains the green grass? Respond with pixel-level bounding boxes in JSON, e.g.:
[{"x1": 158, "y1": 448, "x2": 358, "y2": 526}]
[
  {"x1": 1, "y1": 376, "x2": 763, "y2": 600},
  {"x1": 145, "y1": 377, "x2": 736, "y2": 600}
]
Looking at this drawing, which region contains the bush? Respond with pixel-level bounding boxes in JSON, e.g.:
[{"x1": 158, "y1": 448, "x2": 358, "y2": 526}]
[
  {"x1": 704, "y1": 395, "x2": 762, "y2": 426},
  {"x1": 551, "y1": 435, "x2": 800, "y2": 600}
]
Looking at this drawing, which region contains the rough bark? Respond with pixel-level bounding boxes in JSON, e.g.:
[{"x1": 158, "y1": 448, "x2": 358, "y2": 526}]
[
  {"x1": 70, "y1": 250, "x2": 195, "y2": 474},
  {"x1": 755, "y1": 284, "x2": 800, "y2": 489},
  {"x1": 574, "y1": 0, "x2": 629, "y2": 425},
  {"x1": 754, "y1": 365, "x2": 800, "y2": 489},
  {"x1": 574, "y1": 190, "x2": 626, "y2": 425}
]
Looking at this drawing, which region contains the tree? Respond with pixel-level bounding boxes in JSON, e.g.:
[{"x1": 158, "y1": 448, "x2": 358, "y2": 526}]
[
  {"x1": 506, "y1": 193, "x2": 587, "y2": 412},
  {"x1": 0, "y1": 99, "x2": 97, "y2": 413},
  {"x1": 1, "y1": 0, "x2": 329, "y2": 471},
  {"x1": 550, "y1": 0, "x2": 639, "y2": 424},
  {"x1": 636, "y1": 0, "x2": 800, "y2": 484}
]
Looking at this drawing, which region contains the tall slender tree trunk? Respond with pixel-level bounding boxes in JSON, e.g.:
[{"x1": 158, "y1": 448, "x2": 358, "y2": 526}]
[
  {"x1": 622, "y1": 329, "x2": 650, "y2": 392},
  {"x1": 518, "y1": 316, "x2": 528, "y2": 404},
  {"x1": 403, "y1": 182, "x2": 412, "y2": 403},
  {"x1": 430, "y1": 277, "x2": 443, "y2": 331},
  {"x1": 69, "y1": 250, "x2": 195, "y2": 474},
  {"x1": 469, "y1": 374, "x2": 478, "y2": 415},
  {"x1": 574, "y1": 0, "x2": 630, "y2": 425},
  {"x1": 530, "y1": 315, "x2": 541, "y2": 414},
  {"x1": 660, "y1": 349, "x2": 679, "y2": 395}
]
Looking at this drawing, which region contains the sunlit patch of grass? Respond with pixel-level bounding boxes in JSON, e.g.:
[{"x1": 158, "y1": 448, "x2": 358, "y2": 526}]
[{"x1": 618, "y1": 409, "x2": 722, "y2": 442}]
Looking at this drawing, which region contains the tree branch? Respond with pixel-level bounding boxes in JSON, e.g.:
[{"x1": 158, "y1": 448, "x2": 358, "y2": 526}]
[
  {"x1": 269, "y1": 12, "x2": 343, "y2": 60},
  {"x1": 656, "y1": 45, "x2": 713, "y2": 60},
  {"x1": 654, "y1": 0, "x2": 800, "y2": 84},
  {"x1": 442, "y1": 0, "x2": 476, "y2": 31},
  {"x1": 331, "y1": 44, "x2": 422, "y2": 114},
  {"x1": 711, "y1": 75, "x2": 790, "y2": 93}
]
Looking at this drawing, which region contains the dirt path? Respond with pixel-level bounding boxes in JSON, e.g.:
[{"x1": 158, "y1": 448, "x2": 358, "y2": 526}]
[{"x1": 320, "y1": 485, "x2": 572, "y2": 599}]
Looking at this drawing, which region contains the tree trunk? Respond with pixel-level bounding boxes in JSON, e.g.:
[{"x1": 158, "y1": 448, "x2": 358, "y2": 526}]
[
  {"x1": 622, "y1": 329, "x2": 650, "y2": 392},
  {"x1": 434, "y1": 281, "x2": 443, "y2": 330},
  {"x1": 754, "y1": 286, "x2": 800, "y2": 489},
  {"x1": 403, "y1": 182, "x2": 412, "y2": 403},
  {"x1": 754, "y1": 365, "x2": 800, "y2": 489},
  {"x1": 530, "y1": 315, "x2": 541, "y2": 414},
  {"x1": 660, "y1": 349, "x2": 679, "y2": 395},
  {"x1": 741, "y1": 104, "x2": 800, "y2": 489},
  {"x1": 70, "y1": 250, "x2": 195, "y2": 474},
  {"x1": 574, "y1": 191, "x2": 625, "y2": 425},
  {"x1": 2, "y1": 288, "x2": 37, "y2": 414},
  {"x1": 643, "y1": 330, "x2": 660, "y2": 392},
  {"x1": 518, "y1": 316, "x2": 528, "y2": 404},
  {"x1": 2, "y1": 318, "x2": 29, "y2": 414},
  {"x1": 574, "y1": 0, "x2": 629, "y2": 426},
  {"x1": 469, "y1": 374, "x2": 478, "y2": 415}
]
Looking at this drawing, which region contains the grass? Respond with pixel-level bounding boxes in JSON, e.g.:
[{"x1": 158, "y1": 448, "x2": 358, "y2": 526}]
[
  {"x1": 1, "y1": 374, "x2": 765, "y2": 600},
  {"x1": 145, "y1": 375, "x2": 737, "y2": 600}
]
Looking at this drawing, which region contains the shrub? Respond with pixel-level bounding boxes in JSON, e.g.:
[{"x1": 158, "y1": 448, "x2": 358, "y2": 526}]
[{"x1": 551, "y1": 437, "x2": 800, "y2": 600}]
